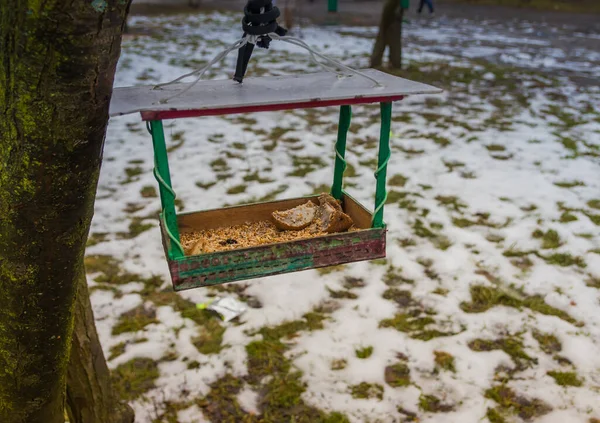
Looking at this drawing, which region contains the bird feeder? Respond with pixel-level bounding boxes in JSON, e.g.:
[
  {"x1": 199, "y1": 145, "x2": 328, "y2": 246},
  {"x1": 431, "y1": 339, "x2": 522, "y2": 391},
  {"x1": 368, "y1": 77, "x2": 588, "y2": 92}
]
[{"x1": 110, "y1": 70, "x2": 440, "y2": 291}]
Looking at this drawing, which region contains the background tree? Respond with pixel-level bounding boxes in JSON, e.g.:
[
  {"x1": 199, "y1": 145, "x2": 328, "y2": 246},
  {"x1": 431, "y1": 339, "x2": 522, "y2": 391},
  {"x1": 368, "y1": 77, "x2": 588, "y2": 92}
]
[
  {"x1": 284, "y1": 0, "x2": 299, "y2": 30},
  {"x1": 371, "y1": 0, "x2": 405, "y2": 69},
  {"x1": 0, "y1": 1, "x2": 133, "y2": 422}
]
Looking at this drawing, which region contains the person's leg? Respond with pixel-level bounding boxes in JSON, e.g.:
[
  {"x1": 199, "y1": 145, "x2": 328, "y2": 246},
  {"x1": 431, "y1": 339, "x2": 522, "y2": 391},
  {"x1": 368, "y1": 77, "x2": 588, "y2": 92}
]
[
  {"x1": 418, "y1": 0, "x2": 424, "y2": 13},
  {"x1": 426, "y1": 0, "x2": 434, "y2": 13}
]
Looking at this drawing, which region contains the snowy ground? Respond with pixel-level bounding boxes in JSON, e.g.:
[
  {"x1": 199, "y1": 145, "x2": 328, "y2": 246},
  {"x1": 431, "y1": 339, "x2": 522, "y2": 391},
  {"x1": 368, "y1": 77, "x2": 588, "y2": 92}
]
[{"x1": 88, "y1": 11, "x2": 600, "y2": 423}]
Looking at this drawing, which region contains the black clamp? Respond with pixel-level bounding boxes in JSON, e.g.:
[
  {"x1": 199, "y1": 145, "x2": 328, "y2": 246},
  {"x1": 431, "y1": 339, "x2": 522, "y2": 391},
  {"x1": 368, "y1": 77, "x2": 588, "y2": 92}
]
[{"x1": 233, "y1": 0, "x2": 287, "y2": 83}]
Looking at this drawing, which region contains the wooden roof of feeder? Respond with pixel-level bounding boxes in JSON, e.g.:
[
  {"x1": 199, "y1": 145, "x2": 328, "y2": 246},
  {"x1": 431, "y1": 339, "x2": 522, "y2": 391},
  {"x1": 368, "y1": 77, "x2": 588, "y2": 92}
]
[{"x1": 109, "y1": 69, "x2": 442, "y2": 120}]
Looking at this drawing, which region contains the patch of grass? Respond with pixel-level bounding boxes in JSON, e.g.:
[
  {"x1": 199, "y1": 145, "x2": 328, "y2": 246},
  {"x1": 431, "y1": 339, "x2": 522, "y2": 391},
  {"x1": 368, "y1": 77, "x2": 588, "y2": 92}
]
[
  {"x1": 86, "y1": 232, "x2": 109, "y2": 247},
  {"x1": 453, "y1": 212, "x2": 503, "y2": 229},
  {"x1": 196, "y1": 180, "x2": 217, "y2": 190},
  {"x1": 122, "y1": 166, "x2": 143, "y2": 184},
  {"x1": 413, "y1": 219, "x2": 436, "y2": 238},
  {"x1": 436, "y1": 195, "x2": 467, "y2": 212},
  {"x1": 418, "y1": 394, "x2": 454, "y2": 413},
  {"x1": 117, "y1": 217, "x2": 154, "y2": 240},
  {"x1": 383, "y1": 288, "x2": 414, "y2": 307},
  {"x1": 559, "y1": 211, "x2": 578, "y2": 222},
  {"x1": 350, "y1": 382, "x2": 384, "y2": 400},
  {"x1": 196, "y1": 374, "x2": 248, "y2": 421},
  {"x1": 486, "y1": 144, "x2": 506, "y2": 152},
  {"x1": 210, "y1": 157, "x2": 229, "y2": 174},
  {"x1": 588, "y1": 200, "x2": 600, "y2": 210},
  {"x1": 554, "y1": 180, "x2": 585, "y2": 189},
  {"x1": 343, "y1": 277, "x2": 365, "y2": 289},
  {"x1": 432, "y1": 287, "x2": 449, "y2": 296},
  {"x1": 331, "y1": 359, "x2": 347, "y2": 371},
  {"x1": 544, "y1": 253, "x2": 586, "y2": 268},
  {"x1": 461, "y1": 284, "x2": 580, "y2": 325},
  {"x1": 160, "y1": 350, "x2": 179, "y2": 362},
  {"x1": 485, "y1": 385, "x2": 551, "y2": 420},
  {"x1": 167, "y1": 131, "x2": 185, "y2": 152},
  {"x1": 287, "y1": 155, "x2": 326, "y2": 177},
  {"x1": 84, "y1": 255, "x2": 141, "y2": 285},
  {"x1": 316, "y1": 264, "x2": 347, "y2": 276},
  {"x1": 431, "y1": 134, "x2": 451, "y2": 147},
  {"x1": 486, "y1": 233, "x2": 505, "y2": 243},
  {"x1": 389, "y1": 174, "x2": 408, "y2": 187},
  {"x1": 532, "y1": 331, "x2": 562, "y2": 354},
  {"x1": 243, "y1": 317, "x2": 349, "y2": 421},
  {"x1": 434, "y1": 351, "x2": 455, "y2": 372},
  {"x1": 443, "y1": 160, "x2": 465, "y2": 172},
  {"x1": 112, "y1": 304, "x2": 157, "y2": 335},
  {"x1": 175, "y1": 299, "x2": 225, "y2": 355},
  {"x1": 256, "y1": 312, "x2": 327, "y2": 342},
  {"x1": 547, "y1": 371, "x2": 582, "y2": 387},
  {"x1": 383, "y1": 266, "x2": 414, "y2": 286},
  {"x1": 151, "y1": 399, "x2": 194, "y2": 423},
  {"x1": 187, "y1": 360, "x2": 200, "y2": 370},
  {"x1": 532, "y1": 229, "x2": 561, "y2": 249},
  {"x1": 111, "y1": 357, "x2": 159, "y2": 401},
  {"x1": 140, "y1": 185, "x2": 157, "y2": 198},
  {"x1": 385, "y1": 363, "x2": 410, "y2": 387},
  {"x1": 469, "y1": 337, "x2": 536, "y2": 370},
  {"x1": 108, "y1": 342, "x2": 127, "y2": 361},
  {"x1": 587, "y1": 277, "x2": 600, "y2": 289},
  {"x1": 379, "y1": 312, "x2": 457, "y2": 341},
  {"x1": 355, "y1": 346, "x2": 374, "y2": 359},
  {"x1": 486, "y1": 407, "x2": 507, "y2": 423},
  {"x1": 243, "y1": 171, "x2": 274, "y2": 184},
  {"x1": 328, "y1": 288, "x2": 358, "y2": 300},
  {"x1": 226, "y1": 184, "x2": 247, "y2": 194},
  {"x1": 586, "y1": 213, "x2": 600, "y2": 226}
]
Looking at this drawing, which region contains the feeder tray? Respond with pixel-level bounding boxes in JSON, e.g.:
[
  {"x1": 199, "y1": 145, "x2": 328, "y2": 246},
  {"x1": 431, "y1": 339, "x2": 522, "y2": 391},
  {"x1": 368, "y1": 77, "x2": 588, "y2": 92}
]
[{"x1": 110, "y1": 69, "x2": 441, "y2": 291}]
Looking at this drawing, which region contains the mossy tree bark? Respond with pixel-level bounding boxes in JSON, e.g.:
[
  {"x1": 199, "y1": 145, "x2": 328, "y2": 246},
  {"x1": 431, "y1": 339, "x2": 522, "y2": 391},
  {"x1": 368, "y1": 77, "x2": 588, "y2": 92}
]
[
  {"x1": 0, "y1": 1, "x2": 132, "y2": 422},
  {"x1": 66, "y1": 271, "x2": 134, "y2": 423},
  {"x1": 371, "y1": 0, "x2": 404, "y2": 69}
]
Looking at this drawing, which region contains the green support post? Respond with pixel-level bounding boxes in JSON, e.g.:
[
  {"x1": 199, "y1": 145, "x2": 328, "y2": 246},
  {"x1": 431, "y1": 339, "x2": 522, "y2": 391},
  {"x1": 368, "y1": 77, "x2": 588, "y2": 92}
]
[
  {"x1": 331, "y1": 105, "x2": 351, "y2": 200},
  {"x1": 149, "y1": 120, "x2": 184, "y2": 259},
  {"x1": 328, "y1": 0, "x2": 337, "y2": 13},
  {"x1": 372, "y1": 102, "x2": 392, "y2": 228}
]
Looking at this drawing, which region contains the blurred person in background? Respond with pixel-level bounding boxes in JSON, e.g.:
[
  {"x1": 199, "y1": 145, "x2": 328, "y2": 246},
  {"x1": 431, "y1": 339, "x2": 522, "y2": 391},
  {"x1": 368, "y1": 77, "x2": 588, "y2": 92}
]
[{"x1": 418, "y1": 0, "x2": 434, "y2": 14}]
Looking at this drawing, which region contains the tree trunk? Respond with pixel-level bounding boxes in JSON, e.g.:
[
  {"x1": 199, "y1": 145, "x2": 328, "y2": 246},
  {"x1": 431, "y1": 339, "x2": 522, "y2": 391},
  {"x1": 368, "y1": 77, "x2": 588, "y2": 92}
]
[
  {"x1": 0, "y1": 1, "x2": 131, "y2": 422},
  {"x1": 66, "y1": 271, "x2": 134, "y2": 423},
  {"x1": 284, "y1": 0, "x2": 298, "y2": 30},
  {"x1": 388, "y1": 7, "x2": 403, "y2": 68},
  {"x1": 370, "y1": 0, "x2": 403, "y2": 69}
]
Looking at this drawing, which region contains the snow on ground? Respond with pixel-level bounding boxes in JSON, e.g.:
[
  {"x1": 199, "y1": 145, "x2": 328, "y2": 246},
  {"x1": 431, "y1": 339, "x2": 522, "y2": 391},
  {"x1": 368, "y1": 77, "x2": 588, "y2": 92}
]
[{"x1": 88, "y1": 11, "x2": 600, "y2": 423}]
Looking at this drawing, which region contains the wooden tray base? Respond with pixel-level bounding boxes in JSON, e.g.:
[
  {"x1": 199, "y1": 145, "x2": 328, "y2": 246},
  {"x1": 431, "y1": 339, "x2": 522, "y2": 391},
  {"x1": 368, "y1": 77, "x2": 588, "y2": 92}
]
[{"x1": 160, "y1": 193, "x2": 386, "y2": 291}]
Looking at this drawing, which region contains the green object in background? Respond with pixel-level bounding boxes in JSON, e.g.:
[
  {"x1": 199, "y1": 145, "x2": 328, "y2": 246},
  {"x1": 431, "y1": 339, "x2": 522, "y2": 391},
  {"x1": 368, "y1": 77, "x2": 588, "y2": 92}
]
[
  {"x1": 401, "y1": 0, "x2": 410, "y2": 9},
  {"x1": 328, "y1": 0, "x2": 337, "y2": 13}
]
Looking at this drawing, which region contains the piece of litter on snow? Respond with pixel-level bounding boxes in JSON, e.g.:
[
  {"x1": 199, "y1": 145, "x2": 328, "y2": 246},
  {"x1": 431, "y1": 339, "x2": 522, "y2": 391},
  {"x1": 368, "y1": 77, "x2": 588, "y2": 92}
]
[{"x1": 198, "y1": 297, "x2": 247, "y2": 322}]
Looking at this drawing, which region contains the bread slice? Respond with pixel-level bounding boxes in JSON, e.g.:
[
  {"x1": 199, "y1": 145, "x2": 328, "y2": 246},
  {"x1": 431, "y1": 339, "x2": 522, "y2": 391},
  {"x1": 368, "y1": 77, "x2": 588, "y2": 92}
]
[
  {"x1": 320, "y1": 202, "x2": 353, "y2": 233},
  {"x1": 318, "y1": 193, "x2": 343, "y2": 211},
  {"x1": 272, "y1": 201, "x2": 318, "y2": 231}
]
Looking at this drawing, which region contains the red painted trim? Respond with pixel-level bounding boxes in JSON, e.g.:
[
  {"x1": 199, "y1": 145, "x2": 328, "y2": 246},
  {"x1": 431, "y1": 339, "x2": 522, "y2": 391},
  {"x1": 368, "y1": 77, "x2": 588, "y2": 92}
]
[{"x1": 140, "y1": 95, "x2": 405, "y2": 121}]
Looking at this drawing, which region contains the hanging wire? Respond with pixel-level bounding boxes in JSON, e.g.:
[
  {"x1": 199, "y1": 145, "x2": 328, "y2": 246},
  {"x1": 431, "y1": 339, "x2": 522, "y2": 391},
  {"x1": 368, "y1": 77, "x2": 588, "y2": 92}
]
[
  {"x1": 152, "y1": 33, "x2": 382, "y2": 104},
  {"x1": 152, "y1": 36, "x2": 254, "y2": 104}
]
